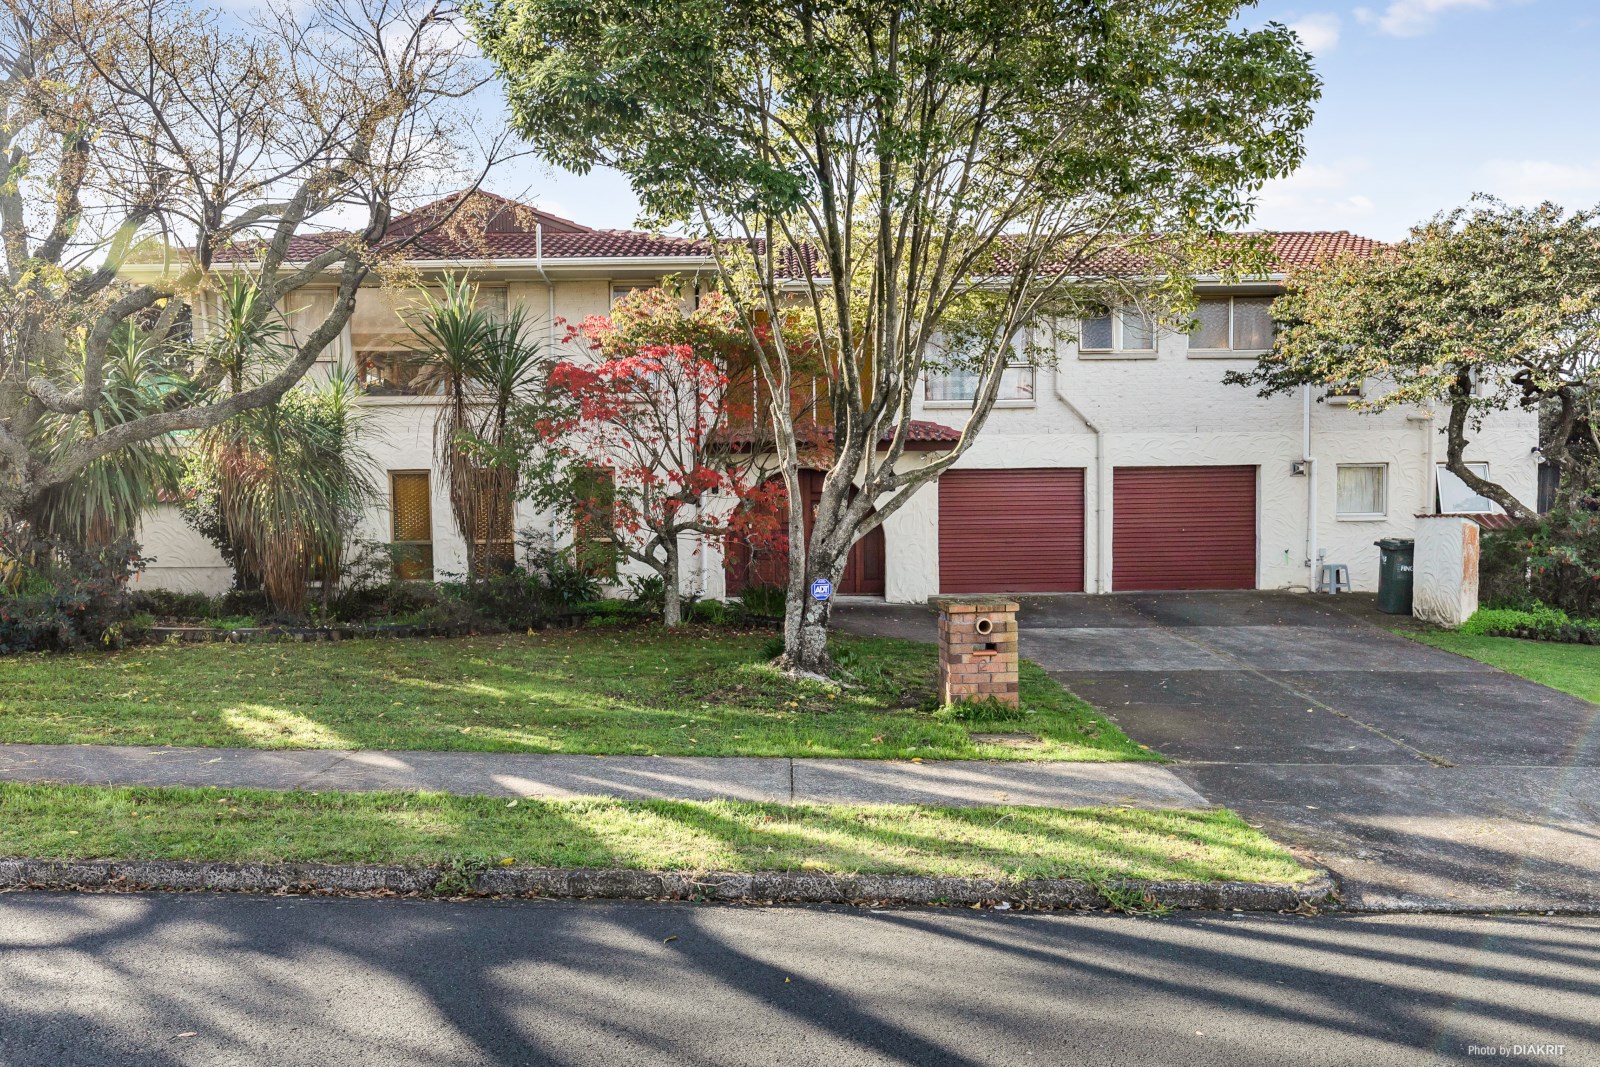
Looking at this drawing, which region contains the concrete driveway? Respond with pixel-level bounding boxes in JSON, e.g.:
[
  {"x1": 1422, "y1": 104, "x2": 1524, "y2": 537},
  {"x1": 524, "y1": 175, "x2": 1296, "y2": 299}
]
[{"x1": 834, "y1": 592, "x2": 1600, "y2": 912}]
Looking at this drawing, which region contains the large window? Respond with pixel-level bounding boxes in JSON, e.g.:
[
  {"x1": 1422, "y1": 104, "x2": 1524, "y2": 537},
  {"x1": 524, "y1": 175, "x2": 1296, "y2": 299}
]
[
  {"x1": 390, "y1": 471, "x2": 434, "y2": 579},
  {"x1": 278, "y1": 289, "x2": 348, "y2": 364},
  {"x1": 1189, "y1": 296, "x2": 1276, "y2": 354},
  {"x1": 1336, "y1": 464, "x2": 1388, "y2": 520},
  {"x1": 1079, "y1": 306, "x2": 1155, "y2": 354},
  {"x1": 352, "y1": 285, "x2": 507, "y2": 395}
]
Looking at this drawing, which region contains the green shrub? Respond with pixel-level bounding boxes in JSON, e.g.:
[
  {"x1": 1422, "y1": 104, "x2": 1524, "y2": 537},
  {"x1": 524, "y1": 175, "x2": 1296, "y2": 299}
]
[
  {"x1": 0, "y1": 530, "x2": 149, "y2": 653},
  {"x1": 129, "y1": 588, "x2": 217, "y2": 621},
  {"x1": 625, "y1": 573, "x2": 666, "y2": 615},
  {"x1": 538, "y1": 548, "x2": 602, "y2": 610},
  {"x1": 738, "y1": 584, "x2": 787, "y2": 619},
  {"x1": 1457, "y1": 603, "x2": 1600, "y2": 643},
  {"x1": 1479, "y1": 510, "x2": 1600, "y2": 618},
  {"x1": 328, "y1": 580, "x2": 446, "y2": 624},
  {"x1": 690, "y1": 599, "x2": 729, "y2": 626}
]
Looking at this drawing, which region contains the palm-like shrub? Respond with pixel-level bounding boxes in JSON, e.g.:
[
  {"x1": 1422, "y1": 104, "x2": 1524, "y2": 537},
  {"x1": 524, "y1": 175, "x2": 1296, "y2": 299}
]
[
  {"x1": 183, "y1": 279, "x2": 377, "y2": 614},
  {"x1": 407, "y1": 277, "x2": 546, "y2": 578},
  {"x1": 29, "y1": 324, "x2": 185, "y2": 546}
]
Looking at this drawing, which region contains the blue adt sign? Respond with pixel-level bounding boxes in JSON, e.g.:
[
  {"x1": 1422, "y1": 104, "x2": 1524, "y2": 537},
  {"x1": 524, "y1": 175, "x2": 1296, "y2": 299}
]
[{"x1": 809, "y1": 577, "x2": 834, "y2": 602}]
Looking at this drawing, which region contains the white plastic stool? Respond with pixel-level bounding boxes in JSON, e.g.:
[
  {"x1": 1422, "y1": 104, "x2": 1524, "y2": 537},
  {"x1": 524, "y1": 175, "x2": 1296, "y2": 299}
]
[{"x1": 1316, "y1": 562, "x2": 1352, "y2": 594}]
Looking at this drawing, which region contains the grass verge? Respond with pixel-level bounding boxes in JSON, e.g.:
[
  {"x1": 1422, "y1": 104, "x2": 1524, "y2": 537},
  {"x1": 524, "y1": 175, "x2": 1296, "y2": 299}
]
[
  {"x1": 1406, "y1": 630, "x2": 1600, "y2": 703},
  {"x1": 0, "y1": 782, "x2": 1307, "y2": 885},
  {"x1": 0, "y1": 629, "x2": 1149, "y2": 761}
]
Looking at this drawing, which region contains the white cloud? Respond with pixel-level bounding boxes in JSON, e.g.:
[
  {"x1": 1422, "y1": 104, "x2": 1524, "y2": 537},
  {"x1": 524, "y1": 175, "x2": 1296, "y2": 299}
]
[
  {"x1": 1479, "y1": 159, "x2": 1600, "y2": 207},
  {"x1": 1252, "y1": 159, "x2": 1379, "y2": 231},
  {"x1": 1353, "y1": 0, "x2": 1524, "y2": 37},
  {"x1": 1288, "y1": 13, "x2": 1342, "y2": 53}
]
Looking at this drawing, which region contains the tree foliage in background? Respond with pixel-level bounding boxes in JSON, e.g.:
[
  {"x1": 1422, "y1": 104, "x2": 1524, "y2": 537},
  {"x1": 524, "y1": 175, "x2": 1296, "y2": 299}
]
[
  {"x1": 1228, "y1": 197, "x2": 1600, "y2": 521},
  {"x1": 406, "y1": 276, "x2": 548, "y2": 580},
  {"x1": 0, "y1": 0, "x2": 505, "y2": 525},
  {"x1": 473, "y1": 0, "x2": 1320, "y2": 670},
  {"x1": 524, "y1": 287, "x2": 773, "y2": 626}
]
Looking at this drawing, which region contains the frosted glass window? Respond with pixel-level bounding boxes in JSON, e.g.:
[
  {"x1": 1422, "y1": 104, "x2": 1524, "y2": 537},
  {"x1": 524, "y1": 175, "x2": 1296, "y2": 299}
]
[
  {"x1": 1119, "y1": 309, "x2": 1155, "y2": 351},
  {"x1": 477, "y1": 286, "x2": 508, "y2": 320},
  {"x1": 1080, "y1": 309, "x2": 1114, "y2": 351},
  {"x1": 1232, "y1": 297, "x2": 1276, "y2": 351},
  {"x1": 1190, "y1": 299, "x2": 1232, "y2": 349},
  {"x1": 926, "y1": 368, "x2": 980, "y2": 401},
  {"x1": 1336, "y1": 464, "x2": 1387, "y2": 519},
  {"x1": 279, "y1": 289, "x2": 344, "y2": 361},
  {"x1": 925, "y1": 366, "x2": 1034, "y2": 403}
]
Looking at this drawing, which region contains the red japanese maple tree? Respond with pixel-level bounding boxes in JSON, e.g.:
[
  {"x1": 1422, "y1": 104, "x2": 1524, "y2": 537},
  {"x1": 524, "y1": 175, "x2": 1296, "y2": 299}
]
[{"x1": 533, "y1": 287, "x2": 779, "y2": 625}]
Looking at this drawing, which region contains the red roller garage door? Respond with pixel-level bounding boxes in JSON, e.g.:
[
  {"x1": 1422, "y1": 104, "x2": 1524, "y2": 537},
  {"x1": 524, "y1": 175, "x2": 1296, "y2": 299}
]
[
  {"x1": 1113, "y1": 466, "x2": 1256, "y2": 590},
  {"x1": 939, "y1": 469, "x2": 1085, "y2": 593}
]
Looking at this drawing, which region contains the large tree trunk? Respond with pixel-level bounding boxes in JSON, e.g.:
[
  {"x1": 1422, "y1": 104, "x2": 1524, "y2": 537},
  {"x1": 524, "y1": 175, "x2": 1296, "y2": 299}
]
[
  {"x1": 778, "y1": 511, "x2": 853, "y2": 675},
  {"x1": 1445, "y1": 374, "x2": 1537, "y2": 522}
]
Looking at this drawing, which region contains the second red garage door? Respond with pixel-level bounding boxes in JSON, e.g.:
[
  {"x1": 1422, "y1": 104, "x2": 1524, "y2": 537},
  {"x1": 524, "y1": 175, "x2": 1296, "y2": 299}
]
[
  {"x1": 1112, "y1": 466, "x2": 1257, "y2": 590},
  {"x1": 939, "y1": 469, "x2": 1085, "y2": 593}
]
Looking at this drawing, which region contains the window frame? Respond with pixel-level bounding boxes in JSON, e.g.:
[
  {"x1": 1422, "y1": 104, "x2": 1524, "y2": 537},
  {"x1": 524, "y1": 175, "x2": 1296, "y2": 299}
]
[
  {"x1": 389, "y1": 470, "x2": 435, "y2": 580},
  {"x1": 1187, "y1": 295, "x2": 1277, "y2": 359},
  {"x1": 1436, "y1": 462, "x2": 1502, "y2": 516},
  {"x1": 1335, "y1": 463, "x2": 1389, "y2": 521},
  {"x1": 1077, "y1": 306, "x2": 1158, "y2": 359},
  {"x1": 922, "y1": 363, "x2": 1037, "y2": 407}
]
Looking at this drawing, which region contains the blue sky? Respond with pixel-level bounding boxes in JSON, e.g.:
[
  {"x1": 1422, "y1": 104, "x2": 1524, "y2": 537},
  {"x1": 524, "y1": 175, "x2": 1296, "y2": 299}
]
[{"x1": 480, "y1": 0, "x2": 1599, "y2": 241}]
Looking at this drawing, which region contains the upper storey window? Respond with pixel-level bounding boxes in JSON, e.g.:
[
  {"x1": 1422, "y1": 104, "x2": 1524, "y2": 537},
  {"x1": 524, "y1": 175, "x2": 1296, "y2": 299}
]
[
  {"x1": 1189, "y1": 296, "x2": 1275, "y2": 355},
  {"x1": 1078, "y1": 306, "x2": 1155, "y2": 355}
]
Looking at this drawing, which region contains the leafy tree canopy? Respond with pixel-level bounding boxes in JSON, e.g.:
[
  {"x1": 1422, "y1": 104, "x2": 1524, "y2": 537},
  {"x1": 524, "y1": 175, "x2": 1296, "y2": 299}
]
[
  {"x1": 472, "y1": 0, "x2": 1320, "y2": 669},
  {"x1": 1229, "y1": 196, "x2": 1600, "y2": 519}
]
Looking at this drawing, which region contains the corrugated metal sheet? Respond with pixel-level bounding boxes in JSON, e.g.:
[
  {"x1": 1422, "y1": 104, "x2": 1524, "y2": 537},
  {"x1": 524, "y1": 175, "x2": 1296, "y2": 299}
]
[
  {"x1": 938, "y1": 469, "x2": 1086, "y2": 593},
  {"x1": 1112, "y1": 466, "x2": 1257, "y2": 591}
]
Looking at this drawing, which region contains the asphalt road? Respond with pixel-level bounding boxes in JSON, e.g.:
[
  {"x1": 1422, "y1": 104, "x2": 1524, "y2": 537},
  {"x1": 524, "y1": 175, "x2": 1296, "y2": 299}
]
[{"x1": 0, "y1": 893, "x2": 1594, "y2": 1066}]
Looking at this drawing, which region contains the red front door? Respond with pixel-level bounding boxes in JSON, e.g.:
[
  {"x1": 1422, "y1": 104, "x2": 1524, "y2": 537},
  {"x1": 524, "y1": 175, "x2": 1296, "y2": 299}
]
[{"x1": 723, "y1": 472, "x2": 886, "y2": 597}]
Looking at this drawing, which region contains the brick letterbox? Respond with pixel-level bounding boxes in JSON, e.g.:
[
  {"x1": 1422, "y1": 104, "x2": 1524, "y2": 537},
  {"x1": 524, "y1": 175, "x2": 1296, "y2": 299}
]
[{"x1": 931, "y1": 597, "x2": 1020, "y2": 707}]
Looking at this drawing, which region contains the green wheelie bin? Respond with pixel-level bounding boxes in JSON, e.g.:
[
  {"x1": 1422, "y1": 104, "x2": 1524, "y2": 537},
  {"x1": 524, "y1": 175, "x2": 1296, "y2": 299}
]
[{"x1": 1374, "y1": 538, "x2": 1415, "y2": 615}]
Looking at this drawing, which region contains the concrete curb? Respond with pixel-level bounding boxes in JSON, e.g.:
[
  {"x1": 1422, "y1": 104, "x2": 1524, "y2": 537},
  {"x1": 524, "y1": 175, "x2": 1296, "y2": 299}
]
[{"x1": 0, "y1": 858, "x2": 1337, "y2": 911}]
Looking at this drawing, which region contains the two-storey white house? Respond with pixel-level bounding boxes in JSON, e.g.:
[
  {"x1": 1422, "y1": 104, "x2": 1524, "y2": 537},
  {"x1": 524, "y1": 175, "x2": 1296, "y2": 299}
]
[{"x1": 136, "y1": 194, "x2": 1538, "y2": 601}]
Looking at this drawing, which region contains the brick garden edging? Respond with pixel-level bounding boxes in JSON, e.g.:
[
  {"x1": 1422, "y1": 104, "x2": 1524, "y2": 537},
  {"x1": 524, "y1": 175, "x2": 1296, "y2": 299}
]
[{"x1": 0, "y1": 858, "x2": 1336, "y2": 912}]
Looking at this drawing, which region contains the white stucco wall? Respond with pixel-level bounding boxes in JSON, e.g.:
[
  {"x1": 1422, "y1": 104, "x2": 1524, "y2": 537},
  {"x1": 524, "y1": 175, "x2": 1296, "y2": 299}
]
[
  {"x1": 134, "y1": 504, "x2": 233, "y2": 596},
  {"x1": 1413, "y1": 515, "x2": 1480, "y2": 628},
  {"x1": 138, "y1": 274, "x2": 1541, "y2": 605},
  {"x1": 881, "y1": 306, "x2": 1539, "y2": 602}
]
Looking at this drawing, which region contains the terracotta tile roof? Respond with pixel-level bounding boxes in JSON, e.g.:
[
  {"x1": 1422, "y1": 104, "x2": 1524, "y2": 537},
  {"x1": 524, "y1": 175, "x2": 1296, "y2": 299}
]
[
  {"x1": 1020, "y1": 231, "x2": 1384, "y2": 277},
  {"x1": 203, "y1": 190, "x2": 1381, "y2": 273}
]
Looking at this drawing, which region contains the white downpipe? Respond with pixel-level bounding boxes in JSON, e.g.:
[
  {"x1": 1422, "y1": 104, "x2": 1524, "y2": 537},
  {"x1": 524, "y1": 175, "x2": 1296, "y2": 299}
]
[
  {"x1": 1409, "y1": 408, "x2": 1436, "y2": 512},
  {"x1": 1303, "y1": 385, "x2": 1318, "y2": 586},
  {"x1": 1052, "y1": 356, "x2": 1107, "y2": 593}
]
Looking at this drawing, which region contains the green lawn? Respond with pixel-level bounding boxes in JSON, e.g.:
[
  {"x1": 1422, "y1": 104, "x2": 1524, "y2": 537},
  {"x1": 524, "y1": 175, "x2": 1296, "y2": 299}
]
[
  {"x1": 0, "y1": 629, "x2": 1150, "y2": 761},
  {"x1": 0, "y1": 782, "x2": 1306, "y2": 885},
  {"x1": 1407, "y1": 630, "x2": 1600, "y2": 703}
]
